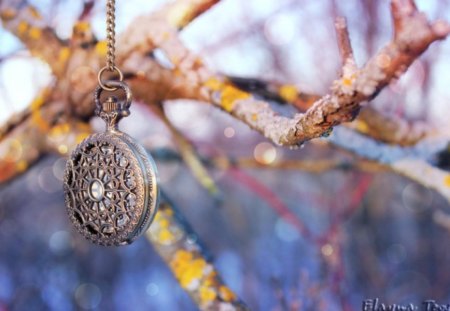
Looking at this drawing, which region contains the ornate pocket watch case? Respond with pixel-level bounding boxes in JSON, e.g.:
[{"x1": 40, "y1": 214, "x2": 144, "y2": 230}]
[{"x1": 63, "y1": 81, "x2": 159, "y2": 246}]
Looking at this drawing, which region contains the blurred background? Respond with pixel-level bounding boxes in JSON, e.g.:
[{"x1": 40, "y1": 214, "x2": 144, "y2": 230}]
[{"x1": 1, "y1": 0, "x2": 450, "y2": 310}]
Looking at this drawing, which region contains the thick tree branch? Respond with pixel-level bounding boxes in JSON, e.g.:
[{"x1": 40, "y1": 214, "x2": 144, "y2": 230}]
[
  {"x1": 0, "y1": 0, "x2": 448, "y2": 196},
  {"x1": 227, "y1": 76, "x2": 321, "y2": 111},
  {"x1": 0, "y1": 111, "x2": 91, "y2": 183},
  {"x1": 329, "y1": 126, "x2": 450, "y2": 203},
  {"x1": 0, "y1": 87, "x2": 60, "y2": 182},
  {"x1": 227, "y1": 76, "x2": 431, "y2": 146},
  {"x1": 147, "y1": 196, "x2": 248, "y2": 310},
  {"x1": 0, "y1": 1, "x2": 68, "y2": 77},
  {"x1": 226, "y1": 74, "x2": 433, "y2": 148},
  {"x1": 196, "y1": 2, "x2": 449, "y2": 146},
  {"x1": 349, "y1": 106, "x2": 429, "y2": 146}
]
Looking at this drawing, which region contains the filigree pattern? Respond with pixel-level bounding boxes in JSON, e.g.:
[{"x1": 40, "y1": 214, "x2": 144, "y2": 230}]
[
  {"x1": 67, "y1": 140, "x2": 137, "y2": 235},
  {"x1": 64, "y1": 131, "x2": 158, "y2": 246}
]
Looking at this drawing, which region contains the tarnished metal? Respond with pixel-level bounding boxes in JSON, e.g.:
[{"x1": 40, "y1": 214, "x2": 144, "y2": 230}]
[{"x1": 63, "y1": 81, "x2": 159, "y2": 246}]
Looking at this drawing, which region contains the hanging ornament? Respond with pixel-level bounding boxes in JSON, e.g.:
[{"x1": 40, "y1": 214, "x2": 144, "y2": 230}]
[{"x1": 63, "y1": 0, "x2": 159, "y2": 246}]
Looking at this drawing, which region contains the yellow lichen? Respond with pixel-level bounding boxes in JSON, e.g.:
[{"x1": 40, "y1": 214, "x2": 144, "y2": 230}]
[
  {"x1": 49, "y1": 123, "x2": 70, "y2": 137},
  {"x1": 1, "y1": 8, "x2": 17, "y2": 20},
  {"x1": 221, "y1": 85, "x2": 250, "y2": 112},
  {"x1": 341, "y1": 73, "x2": 357, "y2": 88},
  {"x1": 17, "y1": 160, "x2": 28, "y2": 172},
  {"x1": 30, "y1": 90, "x2": 47, "y2": 110},
  {"x1": 191, "y1": 258, "x2": 206, "y2": 270},
  {"x1": 174, "y1": 249, "x2": 193, "y2": 263},
  {"x1": 203, "y1": 79, "x2": 250, "y2": 111},
  {"x1": 73, "y1": 21, "x2": 90, "y2": 34},
  {"x1": 158, "y1": 229, "x2": 174, "y2": 243},
  {"x1": 180, "y1": 265, "x2": 202, "y2": 288},
  {"x1": 74, "y1": 123, "x2": 91, "y2": 143},
  {"x1": 444, "y1": 175, "x2": 450, "y2": 187},
  {"x1": 199, "y1": 286, "x2": 217, "y2": 304},
  {"x1": 76, "y1": 133, "x2": 88, "y2": 144},
  {"x1": 204, "y1": 78, "x2": 223, "y2": 91},
  {"x1": 31, "y1": 110, "x2": 49, "y2": 132},
  {"x1": 166, "y1": 3, "x2": 191, "y2": 28},
  {"x1": 342, "y1": 77, "x2": 353, "y2": 87},
  {"x1": 355, "y1": 120, "x2": 369, "y2": 134},
  {"x1": 59, "y1": 47, "x2": 71, "y2": 63},
  {"x1": 202, "y1": 275, "x2": 213, "y2": 287},
  {"x1": 95, "y1": 41, "x2": 108, "y2": 57},
  {"x1": 279, "y1": 84, "x2": 298, "y2": 103},
  {"x1": 29, "y1": 27, "x2": 41, "y2": 39},
  {"x1": 17, "y1": 21, "x2": 28, "y2": 36},
  {"x1": 153, "y1": 210, "x2": 163, "y2": 222},
  {"x1": 219, "y1": 286, "x2": 236, "y2": 302},
  {"x1": 170, "y1": 250, "x2": 209, "y2": 289},
  {"x1": 6, "y1": 140, "x2": 23, "y2": 162},
  {"x1": 251, "y1": 114, "x2": 258, "y2": 121},
  {"x1": 159, "y1": 218, "x2": 169, "y2": 229},
  {"x1": 28, "y1": 7, "x2": 42, "y2": 19},
  {"x1": 173, "y1": 68, "x2": 182, "y2": 76}
]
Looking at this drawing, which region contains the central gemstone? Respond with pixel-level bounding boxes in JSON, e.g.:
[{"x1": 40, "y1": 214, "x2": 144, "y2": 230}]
[{"x1": 89, "y1": 179, "x2": 104, "y2": 201}]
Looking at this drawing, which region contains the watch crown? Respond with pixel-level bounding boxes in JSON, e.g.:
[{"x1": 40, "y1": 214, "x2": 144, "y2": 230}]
[{"x1": 103, "y1": 96, "x2": 119, "y2": 112}]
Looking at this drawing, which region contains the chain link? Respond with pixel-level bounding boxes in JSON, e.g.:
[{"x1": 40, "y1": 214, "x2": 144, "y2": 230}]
[
  {"x1": 98, "y1": 0, "x2": 123, "y2": 91},
  {"x1": 106, "y1": 0, "x2": 116, "y2": 71}
]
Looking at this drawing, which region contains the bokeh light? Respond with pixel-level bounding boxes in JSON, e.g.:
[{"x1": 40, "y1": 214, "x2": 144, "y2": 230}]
[
  {"x1": 75, "y1": 283, "x2": 102, "y2": 310},
  {"x1": 254, "y1": 142, "x2": 277, "y2": 165}
]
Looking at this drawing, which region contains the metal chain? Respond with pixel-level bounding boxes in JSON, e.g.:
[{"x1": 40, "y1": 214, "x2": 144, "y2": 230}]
[
  {"x1": 98, "y1": 0, "x2": 123, "y2": 91},
  {"x1": 106, "y1": 0, "x2": 116, "y2": 71}
]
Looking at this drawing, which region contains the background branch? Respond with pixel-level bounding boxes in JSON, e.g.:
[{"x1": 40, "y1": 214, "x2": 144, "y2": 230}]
[{"x1": 147, "y1": 195, "x2": 248, "y2": 310}]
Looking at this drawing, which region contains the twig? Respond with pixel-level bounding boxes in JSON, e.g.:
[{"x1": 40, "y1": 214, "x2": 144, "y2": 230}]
[
  {"x1": 229, "y1": 167, "x2": 313, "y2": 240},
  {"x1": 158, "y1": 0, "x2": 221, "y2": 30},
  {"x1": 152, "y1": 104, "x2": 219, "y2": 196},
  {"x1": 334, "y1": 17, "x2": 355, "y2": 66}
]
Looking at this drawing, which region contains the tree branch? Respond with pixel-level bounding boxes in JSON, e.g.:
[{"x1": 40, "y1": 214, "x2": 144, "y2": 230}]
[
  {"x1": 329, "y1": 126, "x2": 450, "y2": 203},
  {"x1": 196, "y1": 2, "x2": 449, "y2": 146},
  {"x1": 226, "y1": 76, "x2": 431, "y2": 146},
  {"x1": 1, "y1": 0, "x2": 448, "y2": 195},
  {"x1": 349, "y1": 106, "x2": 429, "y2": 146},
  {"x1": 152, "y1": 103, "x2": 219, "y2": 196},
  {"x1": 0, "y1": 1, "x2": 68, "y2": 77},
  {"x1": 158, "y1": 0, "x2": 221, "y2": 30},
  {"x1": 147, "y1": 195, "x2": 248, "y2": 310},
  {"x1": 334, "y1": 16, "x2": 355, "y2": 66}
]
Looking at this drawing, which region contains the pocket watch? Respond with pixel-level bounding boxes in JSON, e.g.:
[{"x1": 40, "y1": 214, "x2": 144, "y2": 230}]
[{"x1": 63, "y1": 81, "x2": 159, "y2": 246}]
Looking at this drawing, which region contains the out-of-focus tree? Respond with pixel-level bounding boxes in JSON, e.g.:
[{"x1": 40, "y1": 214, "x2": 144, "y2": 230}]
[{"x1": 1, "y1": 0, "x2": 450, "y2": 310}]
